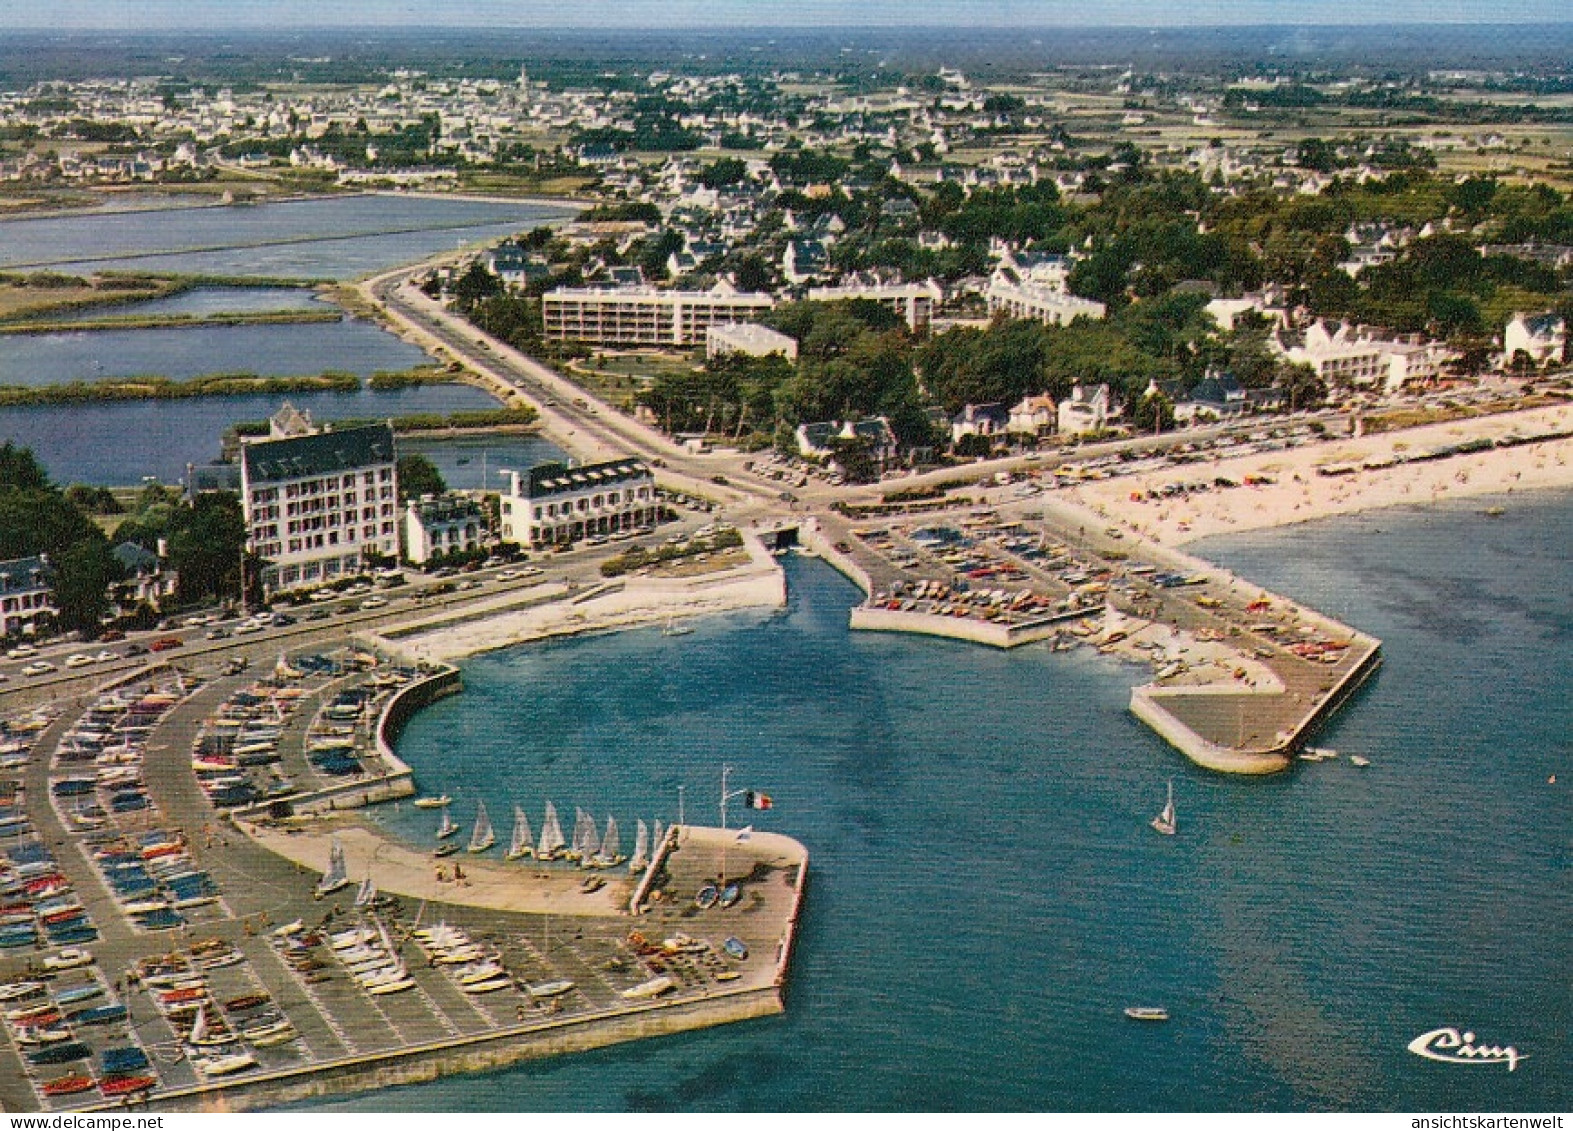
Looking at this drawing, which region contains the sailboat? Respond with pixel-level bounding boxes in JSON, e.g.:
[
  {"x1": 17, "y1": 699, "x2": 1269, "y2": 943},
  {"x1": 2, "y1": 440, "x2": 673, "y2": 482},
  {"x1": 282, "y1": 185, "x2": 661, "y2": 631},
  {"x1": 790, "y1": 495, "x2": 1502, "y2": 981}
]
[
  {"x1": 592, "y1": 816, "x2": 623, "y2": 868},
  {"x1": 506, "y1": 805, "x2": 534, "y2": 860},
  {"x1": 628, "y1": 819, "x2": 650, "y2": 873},
  {"x1": 661, "y1": 616, "x2": 694, "y2": 638},
  {"x1": 314, "y1": 838, "x2": 351, "y2": 898},
  {"x1": 354, "y1": 873, "x2": 376, "y2": 909},
  {"x1": 537, "y1": 801, "x2": 566, "y2": 860},
  {"x1": 436, "y1": 809, "x2": 458, "y2": 840},
  {"x1": 467, "y1": 800, "x2": 496, "y2": 853},
  {"x1": 1150, "y1": 781, "x2": 1176, "y2": 837},
  {"x1": 569, "y1": 808, "x2": 596, "y2": 863}
]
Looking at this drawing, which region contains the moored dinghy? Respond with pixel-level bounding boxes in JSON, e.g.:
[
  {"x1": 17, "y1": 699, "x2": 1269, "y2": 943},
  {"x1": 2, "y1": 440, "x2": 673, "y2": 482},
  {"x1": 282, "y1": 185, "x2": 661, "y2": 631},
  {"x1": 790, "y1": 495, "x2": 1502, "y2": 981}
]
[
  {"x1": 507, "y1": 805, "x2": 533, "y2": 860},
  {"x1": 1150, "y1": 781, "x2": 1176, "y2": 837},
  {"x1": 467, "y1": 800, "x2": 495, "y2": 853},
  {"x1": 628, "y1": 819, "x2": 650, "y2": 873},
  {"x1": 313, "y1": 838, "x2": 351, "y2": 899},
  {"x1": 537, "y1": 800, "x2": 566, "y2": 860}
]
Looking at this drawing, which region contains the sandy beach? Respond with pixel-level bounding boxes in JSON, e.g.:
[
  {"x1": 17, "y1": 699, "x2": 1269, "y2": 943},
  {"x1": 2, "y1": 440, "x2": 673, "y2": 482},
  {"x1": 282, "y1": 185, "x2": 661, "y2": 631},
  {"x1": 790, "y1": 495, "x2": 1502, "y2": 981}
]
[{"x1": 1069, "y1": 403, "x2": 1573, "y2": 545}]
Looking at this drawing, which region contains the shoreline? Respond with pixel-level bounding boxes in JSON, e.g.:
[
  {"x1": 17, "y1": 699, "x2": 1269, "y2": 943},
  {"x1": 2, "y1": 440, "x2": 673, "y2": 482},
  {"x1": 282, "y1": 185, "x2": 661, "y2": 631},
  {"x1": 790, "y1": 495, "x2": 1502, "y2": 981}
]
[
  {"x1": 380, "y1": 534, "x2": 787, "y2": 664},
  {"x1": 1068, "y1": 403, "x2": 1573, "y2": 546}
]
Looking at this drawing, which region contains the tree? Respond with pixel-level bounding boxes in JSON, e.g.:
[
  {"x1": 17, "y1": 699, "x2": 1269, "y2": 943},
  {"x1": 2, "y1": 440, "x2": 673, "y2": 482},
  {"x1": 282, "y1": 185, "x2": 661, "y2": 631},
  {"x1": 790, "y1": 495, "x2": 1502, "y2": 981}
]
[
  {"x1": 52, "y1": 539, "x2": 119, "y2": 634},
  {"x1": 166, "y1": 493, "x2": 246, "y2": 605},
  {"x1": 452, "y1": 260, "x2": 503, "y2": 310},
  {"x1": 397, "y1": 454, "x2": 447, "y2": 501}
]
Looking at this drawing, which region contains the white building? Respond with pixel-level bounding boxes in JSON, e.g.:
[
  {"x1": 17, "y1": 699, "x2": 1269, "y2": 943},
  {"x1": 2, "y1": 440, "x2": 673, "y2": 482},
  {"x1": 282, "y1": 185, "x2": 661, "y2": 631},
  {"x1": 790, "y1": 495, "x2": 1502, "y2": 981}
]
[
  {"x1": 239, "y1": 407, "x2": 399, "y2": 594},
  {"x1": 0, "y1": 556, "x2": 54, "y2": 638},
  {"x1": 706, "y1": 322, "x2": 798, "y2": 362},
  {"x1": 1058, "y1": 384, "x2": 1119, "y2": 436},
  {"x1": 542, "y1": 283, "x2": 775, "y2": 347},
  {"x1": 806, "y1": 279, "x2": 944, "y2": 332},
  {"x1": 1503, "y1": 312, "x2": 1566, "y2": 368},
  {"x1": 499, "y1": 459, "x2": 657, "y2": 549},
  {"x1": 1279, "y1": 321, "x2": 1454, "y2": 394},
  {"x1": 1008, "y1": 394, "x2": 1057, "y2": 436},
  {"x1": 403, "y1": 495, "x2": 486, "y2": 565},
  {"x1": 985, "y1": 276, "x2": 1105, "y2": 326}
]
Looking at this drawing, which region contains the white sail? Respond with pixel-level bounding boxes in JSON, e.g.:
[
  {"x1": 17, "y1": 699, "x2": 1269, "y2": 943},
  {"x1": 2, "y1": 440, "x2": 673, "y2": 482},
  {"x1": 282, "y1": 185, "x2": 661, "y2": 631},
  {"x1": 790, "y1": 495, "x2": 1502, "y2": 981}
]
[
  {"x1": 570, "y1": 807, "x2": 597, "y2": 861},
  {"x1": 538, "y1": 801, "x2": 565, "y2": 858},
  {"x1": 652, "y1": 820, "x2": 665, "y2": 852},
  {"x1": 354, "y1": 873, "x2": 376, "y2": 908},
  {"x1": 436, "y1": 809, "x2": 457, "y2": 839},
  {"x1": 507, "y1": 805, "x2": 534, "y2": 860},
  {"x1": 629, "y1": 819, "x2": 650, "y2": 872},
  {"x1": 1151, "y1": 781, "x2": 1176, "y2": 836},
  {"x1": 595, "y1": 816, "x2": 621, "y2": 866},
  {"x1": 468, "y1": 800, "x2": 495, "y2": 853},
  {"x1": 189, "y1": 1003, "x2": 209, "y2": 1045},
  {"x1": 315, "y1": 838, "x2": 349, "y2": 897}
]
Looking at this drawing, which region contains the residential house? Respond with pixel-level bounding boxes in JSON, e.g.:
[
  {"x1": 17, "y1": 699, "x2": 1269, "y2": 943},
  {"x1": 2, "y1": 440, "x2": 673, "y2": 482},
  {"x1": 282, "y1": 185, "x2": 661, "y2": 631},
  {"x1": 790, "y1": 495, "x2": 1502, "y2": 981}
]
[
  {"x1": 110, "y1": 542, "x2": 178, "y2": 614},
  {"x1": 403, "y1": 494, "x2": 487, "y2": 565},
  {"x1": 951, "y1": 402, "x2": 1010, "y2": 445},
  {"x1": 1172, "y1": 371, "x2": 1248, "y2": 424},
  {"x1": 0, "y1": 556, "x2": 54, "y2": 637},
  {"x1": 1503, "y1": 312, "x2": 1566, "y2": 368},
  {"x1": 1058, "y1": 384, "x2": 1119, "y2": 436},
  {"x1": 1007, "y1": 394, "x2": 1057, "y2": 436}
]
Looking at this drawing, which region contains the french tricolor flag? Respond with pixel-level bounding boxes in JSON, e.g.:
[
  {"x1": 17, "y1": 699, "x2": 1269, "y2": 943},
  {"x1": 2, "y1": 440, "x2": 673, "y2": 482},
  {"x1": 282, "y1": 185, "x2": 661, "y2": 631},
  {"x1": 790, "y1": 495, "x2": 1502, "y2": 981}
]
[{"x1": 744, "y1": 791, "x2": 773, "y2": 811}]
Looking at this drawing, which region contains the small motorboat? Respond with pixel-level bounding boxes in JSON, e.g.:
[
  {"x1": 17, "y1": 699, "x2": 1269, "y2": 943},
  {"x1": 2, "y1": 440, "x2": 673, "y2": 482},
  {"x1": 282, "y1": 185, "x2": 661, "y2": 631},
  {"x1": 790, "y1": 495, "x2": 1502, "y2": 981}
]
[
  {"x1": 526, "y1": 979, "x2": 574, "y2": 999},
  {"x1": 434, "y1": 843, "x2": 458, "y2": 858},
  {"x1": 366, "y1": 977, "x2": 416, "y2": 996},
  {"x1": 462, "y1": 976, "x2": 513, "y2": 994},
  {"x1": 619, "y1": 975, "x2": 674, "y2": 1001},
  {"x1": 41, "y1": 1074, "x2": 96, "y2": 1097},
  {"x1": 694, "y1": 884, "x2": 719, "y2": 910},
  {"x1": 722, "y1": 936, "x2": 748, "y2": 961},
  {"x1": 580, "y1": 875, "x2": 606, "y2": 894},
  {"x1": 1124, "y1": 1006, "x2": 1170, "y2": 1021},
  {"x1": 1349, "y1": 755, "x2": 1371, "y2": 767},
  {"x1": 717, "y1": 882, "x2": 741, "y2": 908},
  {"x1": 97, "y1": 1074, "x2": 157, "y2": 1098},
  {"x1": 413, "y1": 795, "x2": 451, "y2": 809}
]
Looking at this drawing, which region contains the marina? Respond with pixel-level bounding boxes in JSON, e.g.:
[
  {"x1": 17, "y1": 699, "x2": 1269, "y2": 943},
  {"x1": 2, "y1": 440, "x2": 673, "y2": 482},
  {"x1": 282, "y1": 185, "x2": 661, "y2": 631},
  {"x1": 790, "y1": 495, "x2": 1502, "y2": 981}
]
[{"x1": 0, "y1": 612, "x2": 806, "y2": 1112}]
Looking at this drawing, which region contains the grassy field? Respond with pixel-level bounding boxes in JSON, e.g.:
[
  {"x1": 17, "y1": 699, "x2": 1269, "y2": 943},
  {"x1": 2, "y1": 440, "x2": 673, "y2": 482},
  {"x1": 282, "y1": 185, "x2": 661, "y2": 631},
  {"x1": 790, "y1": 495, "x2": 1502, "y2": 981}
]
[{"x1": 563, "y1": 350, "x2": 700, "y2": 410}]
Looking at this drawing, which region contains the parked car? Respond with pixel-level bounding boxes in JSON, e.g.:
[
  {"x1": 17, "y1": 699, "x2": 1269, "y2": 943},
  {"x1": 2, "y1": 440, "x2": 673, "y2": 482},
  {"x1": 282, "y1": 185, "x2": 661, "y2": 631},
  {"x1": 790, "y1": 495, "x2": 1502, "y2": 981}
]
[
  {"x1": 149, "y1": 636, "x2": 184, "y2": 653},
  {"x1": 124, "y1": 644, "x2": 149, "y2": 656},
  {"x1": 21, "y1": 661, "x2": 55, "y2": 676},
  {"x1": 65, "y1": 653, "x2": 96, "y2": 668}
]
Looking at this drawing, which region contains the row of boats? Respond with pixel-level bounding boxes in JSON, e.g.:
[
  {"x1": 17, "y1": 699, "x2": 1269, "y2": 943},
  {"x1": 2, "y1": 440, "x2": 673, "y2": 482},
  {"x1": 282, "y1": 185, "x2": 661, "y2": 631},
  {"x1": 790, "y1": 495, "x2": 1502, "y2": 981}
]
[{"x1": 422, "y1": 798, "x2": 660, "y2": 872}]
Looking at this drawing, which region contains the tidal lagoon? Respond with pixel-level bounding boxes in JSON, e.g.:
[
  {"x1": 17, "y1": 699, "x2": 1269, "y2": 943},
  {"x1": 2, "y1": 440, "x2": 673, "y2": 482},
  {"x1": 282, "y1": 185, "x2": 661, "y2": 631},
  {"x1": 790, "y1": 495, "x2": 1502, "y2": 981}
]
[{"x1": 0, "y1": 194, "x2": 577, "y2": 279}]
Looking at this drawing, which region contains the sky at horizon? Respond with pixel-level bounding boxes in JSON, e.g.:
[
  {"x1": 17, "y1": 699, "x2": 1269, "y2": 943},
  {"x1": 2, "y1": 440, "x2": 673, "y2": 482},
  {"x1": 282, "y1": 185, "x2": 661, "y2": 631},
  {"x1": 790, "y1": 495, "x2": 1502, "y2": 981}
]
[{"x1": 15, "y1": 1, "x2": 1573, "y2": 33}]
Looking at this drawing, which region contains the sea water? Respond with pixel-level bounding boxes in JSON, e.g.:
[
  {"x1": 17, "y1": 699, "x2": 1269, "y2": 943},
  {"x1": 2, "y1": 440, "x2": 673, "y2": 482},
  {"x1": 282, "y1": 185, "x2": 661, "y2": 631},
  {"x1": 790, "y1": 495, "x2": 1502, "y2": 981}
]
[{"x1": 316, "y1": 492, "x2": 1570, "y2": 1111}]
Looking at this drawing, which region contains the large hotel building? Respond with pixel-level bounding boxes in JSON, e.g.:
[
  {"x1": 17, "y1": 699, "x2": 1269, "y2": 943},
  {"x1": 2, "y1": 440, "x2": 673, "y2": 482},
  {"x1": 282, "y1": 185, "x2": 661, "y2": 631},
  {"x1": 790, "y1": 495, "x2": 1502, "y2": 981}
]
[
  {"x1": 499, "y1": 459, "x2": 657, "y2": 549},
  {"x1": 541, "y1": 283, "x2": 774, "y2": 347},
  {"x1": 239, "y1": 406, "x2": 400, "y2": 594}
]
